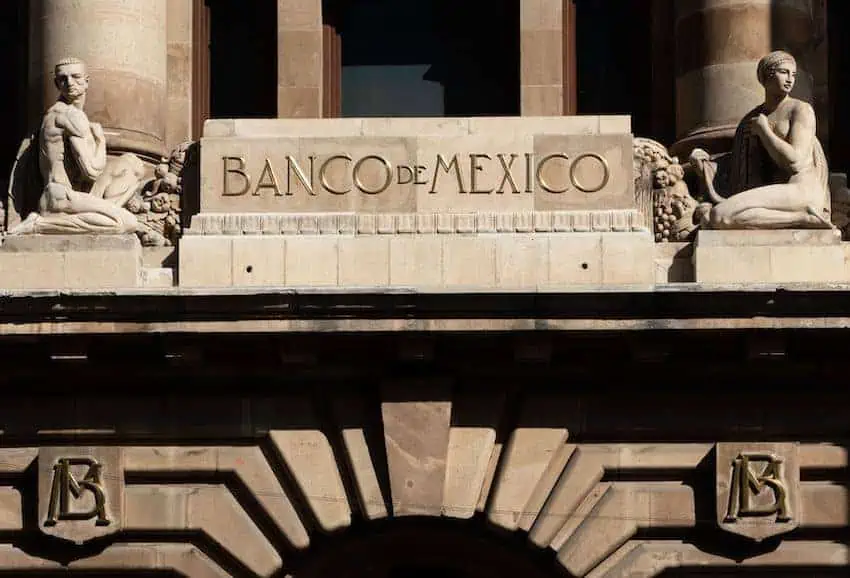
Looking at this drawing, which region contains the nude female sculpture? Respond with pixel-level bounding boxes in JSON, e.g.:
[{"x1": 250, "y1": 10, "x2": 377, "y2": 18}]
[
  {"x1": 7, "y1": 57, "x2": 141, "y2": 235},
  {"x1": 690, "y1": 51, "x2": 831, "y2": 229}
]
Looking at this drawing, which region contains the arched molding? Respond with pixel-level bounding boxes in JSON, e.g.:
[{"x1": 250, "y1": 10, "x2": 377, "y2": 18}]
[{"x1": 0, "y1": 391, "x2": 843, "y2": 576}]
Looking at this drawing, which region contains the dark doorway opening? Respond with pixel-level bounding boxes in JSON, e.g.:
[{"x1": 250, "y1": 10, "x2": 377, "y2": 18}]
[
  {"x1": 294, "y1": 517, "x2": 567, "y2": 578},
  {"x1": 575, "y1": 0, "x2": 661, "y2": 140},
  {"x1": 327, "y1": 0, "x2": 520, "y2": 118},
  {"x1": 206, "y1": 0, "x2": 278, "y2": 119},
  {"x1": 828, "y1": 0, "x2": 850, "y2": 174},
  {"x1": 0, "y1": 0, "x2": 28, "y2": 204}
]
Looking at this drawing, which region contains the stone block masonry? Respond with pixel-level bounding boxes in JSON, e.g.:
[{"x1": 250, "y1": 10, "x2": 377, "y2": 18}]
[
  {"x1": 694, "y1": 230, "x2": 850, "y2": 284},
  {"x1": 181, "y1": 115, "x2": 657, "y2": 288},
  {"x1": 0, "y1": 235, "x2": 142, "y2": 290}
]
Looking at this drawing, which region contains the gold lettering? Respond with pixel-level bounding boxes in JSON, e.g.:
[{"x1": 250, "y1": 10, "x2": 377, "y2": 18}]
[
  {"x1": 725, "y1": 453, "x2": 792, "y2": 522},
  {"x1": 469, "y1": 154, "x2": 493, "y2": 194},
  {"x1": 253, "y1": 158, "x2": 282, "y2": 196},
  {"x1": 525, "y1": 153, "x2": 534, "y2": 193},
  {"x1": 496, "y1": 153, "x2": 520, "y2": 193},
  {"x1": 319, "y1": 154, "x2": 352, "y2": 195},
  {"x1": 222, "y1": 156, "x2": 251, "y2": 196},
  {"x1": 570, "y1": 152, "x2": 610, "y2": 193},
  {"x1": 354, "y1": 155, "x2": 393, "y2": 194},
  {"x1": 45, "y1": 458, "x2": 110, "y2": 527},
  {"x1": 536, "y1": 153, "x2": 571, "y2": 194},
  {"x1": 287, "y1": 155, "x2": 316, "y2": 196},
  {"x1": 430, "y1": 154, "x2": 466, "y2": 194},
  {"x1": 413, "y1": 165, "x2": 428, "y2": 185},
  {"x1": 397, "y1": 165, "x2": 414, "y2": 185}
]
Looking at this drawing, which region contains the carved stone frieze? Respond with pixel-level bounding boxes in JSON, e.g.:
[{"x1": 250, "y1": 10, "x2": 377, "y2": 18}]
[
  {"x1": 716, "y1": 442, "x2": 800, "y2": 541},
  {"x1": 0, "y1": 431, "x2": 837, "y2": 574},
  {"x1": 186, "y1": 210, "x2": 648, "y2": 236}
]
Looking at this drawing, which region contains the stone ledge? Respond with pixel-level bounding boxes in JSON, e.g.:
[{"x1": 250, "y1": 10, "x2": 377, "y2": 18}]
[
  {"x1": 694, "y1": 230, "x2": 850, "y2": 284},
  {"x1": 185, "y1": 210, "x2": 649, "y2": 236},
  {"x1": 8, "y1": 287, "x2": 850, "y2": 335},
  {"x1": 0, "y1": 235, "x2": 142, "y2": 290},
  {"x1": 696, "y1": 229, "x2": 841, "y2": 247},
  {"x1": 1, "y1": 234, "x2": 141, "y2": 252},
  {"x1": 203, "y1": 115, "x2": 631, "y2": 138}
]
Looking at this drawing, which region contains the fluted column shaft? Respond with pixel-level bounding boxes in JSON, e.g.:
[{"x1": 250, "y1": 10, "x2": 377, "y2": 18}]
[{"x1": 29, "y1": 0, "x2": 168, "y2": 161}]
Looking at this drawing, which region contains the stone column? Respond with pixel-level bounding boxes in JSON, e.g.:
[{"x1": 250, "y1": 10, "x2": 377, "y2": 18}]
[
  {"x1": 277, "y1": 0, "x2": 323, "y2": 118},
  {"x1": 520, "y1": 0, "x2": 564, "y2": 116},
  {"x1": 29, "y1": 0, "x2": 168, "y2": 161},
  {"x1": 167, "y1": 0, "x2": 193, "y2": 150},
  {"x1": 809, "y1": 0, "x2": 828, "y2": 148},
  {"x1": 673, "y1": 0, "x2": 817, "y2": 156}
]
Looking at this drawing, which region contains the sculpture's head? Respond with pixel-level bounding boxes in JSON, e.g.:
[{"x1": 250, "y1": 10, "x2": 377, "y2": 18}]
[
  {"x1": 757, "y1": 51, "x2": 796, "y2": 96},
  {"x1": 54, "y1": 57, "x2": 89, "y2": 103}
]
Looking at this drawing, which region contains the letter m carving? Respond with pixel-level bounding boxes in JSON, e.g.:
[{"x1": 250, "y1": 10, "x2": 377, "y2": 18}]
[
  {"x1": 45, "y1": 458, "x2": 110, "y2": 527},
  {"x1": 725, "y1": 453, "x2": 791, "y2": 522}
]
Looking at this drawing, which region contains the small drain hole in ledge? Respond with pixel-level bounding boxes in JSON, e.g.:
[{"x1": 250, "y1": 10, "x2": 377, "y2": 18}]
[
  {"x1": 581, "y1": 263, "x2": 589, "y2": 270},
  {"x1": 246, "y1": 266, "x2": 253, "y2": 273}
]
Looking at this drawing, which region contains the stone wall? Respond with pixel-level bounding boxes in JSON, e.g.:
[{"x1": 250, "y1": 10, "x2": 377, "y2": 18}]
[
  {"x1": 179, "y1": 115, "x2": 655, "y2": 289},
  {"x1": 0, "y1": 327, "x2": 846, "y2": 576}
]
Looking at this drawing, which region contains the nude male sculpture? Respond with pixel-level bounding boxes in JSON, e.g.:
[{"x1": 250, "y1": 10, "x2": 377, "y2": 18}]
[
  {"x1": 8, "y1": 57, "x2": 141, "y2": 235},
  {"x1": 691, "y1": 51, "x2": 831, "y2": 229}
]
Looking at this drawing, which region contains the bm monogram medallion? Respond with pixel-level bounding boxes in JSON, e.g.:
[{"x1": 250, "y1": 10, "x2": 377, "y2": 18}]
[
  {"x1": 716, "y1": 443, "x2": 799, "y2": 541},
  {"x1": 38, "y1": 447, "x2": 123, "y2": 544}
]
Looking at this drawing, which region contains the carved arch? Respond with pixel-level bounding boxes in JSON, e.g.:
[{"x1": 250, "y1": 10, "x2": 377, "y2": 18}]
[{"x1": 0, "y1": 391, "x2": 844, "y2": 576}]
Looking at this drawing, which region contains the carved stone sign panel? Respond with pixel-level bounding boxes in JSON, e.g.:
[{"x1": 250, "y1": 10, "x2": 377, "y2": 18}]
[
  {"x1": 38, "y1": 447, "x2": 123, "y2": 544},
  {"x1": 716, "y1": 442, "x2": 799, "y2": 541},
  {"x1": 199, "y1": 118, "x2": 633, "y2": 215}
]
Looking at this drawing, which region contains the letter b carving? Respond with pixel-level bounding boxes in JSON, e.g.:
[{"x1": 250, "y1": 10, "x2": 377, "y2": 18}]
[
  {"x1": 45, "y1": 458, "x2": 110, "y2": 527},
  {"x1": 716, "y1": 443, "x2": 799, "y2": 541},
  {"x1": 725, "y1": 453, "x2": 791, "y2": 522},
  {"x1": 38, "y1": 448, "x2": 123, "y2": 544}
]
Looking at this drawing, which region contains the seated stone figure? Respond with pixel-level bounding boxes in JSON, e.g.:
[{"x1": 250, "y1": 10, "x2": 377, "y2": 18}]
[
  {"x1": 7, "y1": 57, "x2": 141, "y2": 236},
  {"x1": 690, "y1": 51, "x2": 831, "y2": 229}
]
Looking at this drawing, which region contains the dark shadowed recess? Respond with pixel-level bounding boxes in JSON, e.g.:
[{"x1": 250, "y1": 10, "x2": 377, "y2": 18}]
[
  {"x1": 293, "y1": 517, "x2": 568, "y2": 578},
  {"x1": 206, "y1": 0, "x2": 278, "y2": 119},
  {"x1": 0, "y1": 0, "x2": 28, "y2": 216},
  {"x1": 330, "y1": 0, "x2": 520, "y2": 117}
]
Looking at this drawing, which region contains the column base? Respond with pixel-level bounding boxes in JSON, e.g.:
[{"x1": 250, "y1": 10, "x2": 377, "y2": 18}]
[{"x1": 670, "y1": 124, "x2": 738, "y2": 160}]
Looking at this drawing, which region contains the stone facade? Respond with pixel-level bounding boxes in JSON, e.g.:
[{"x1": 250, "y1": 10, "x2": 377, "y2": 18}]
[
  {"x1": 0, "y1": 313, "x2": 848, "y2": 576},
  {"x1": 0, "y1": 0, "x2": 850, "y2": 576},
  {"x1": 179, "y1": 115, "x2": 653, "y2": 289}
]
